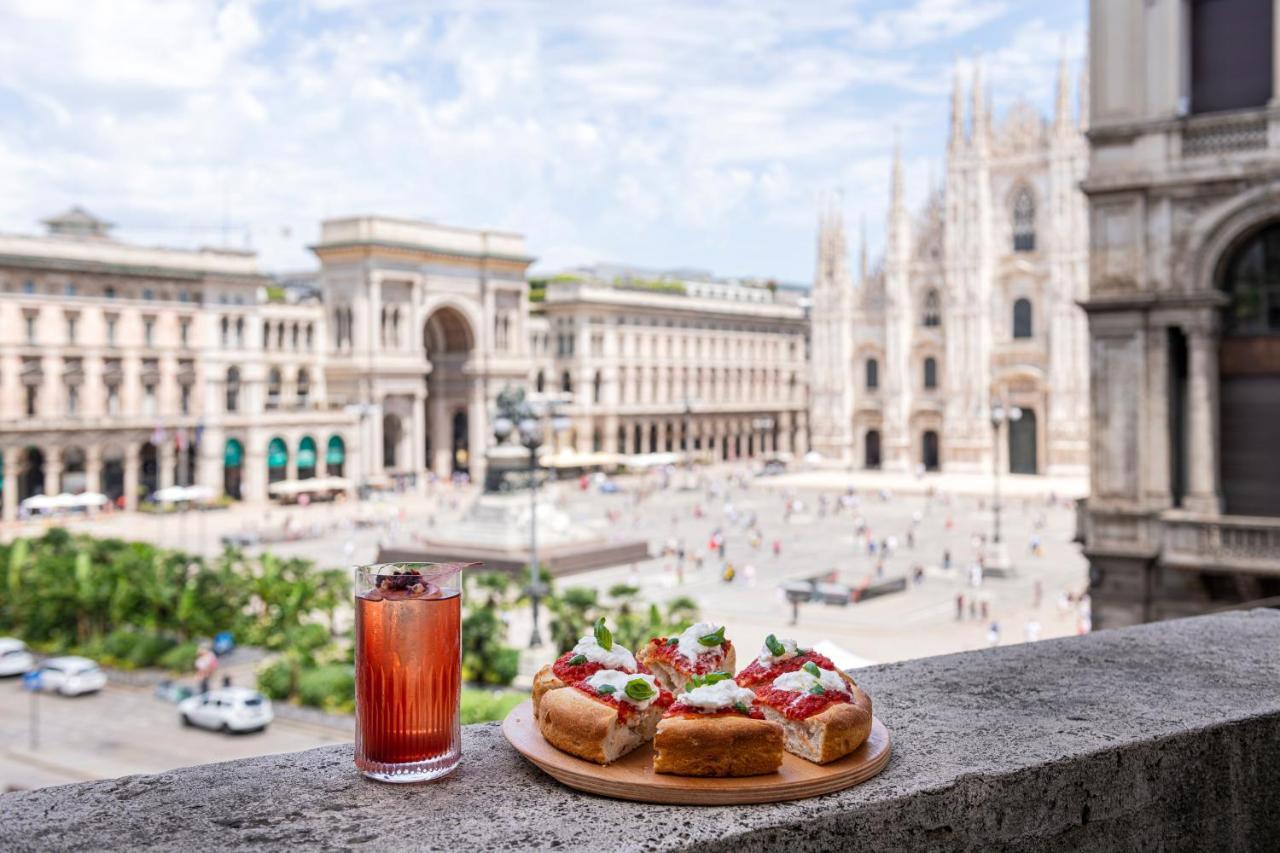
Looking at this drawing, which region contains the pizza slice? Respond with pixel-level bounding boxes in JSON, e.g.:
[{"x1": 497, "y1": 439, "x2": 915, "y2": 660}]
[
  {"x1": 638, "y1": 622, "x2": 736, "y2": 694},
  {"x1": 747, "y1": 660, "x2": 873, "y2": 765},
  {"x1": 536, "y1": 670, "x2": 670, "y2": 765},
  {"x1": 734, "y1": 633, "x2": 842, "y2": 689},
  {"x1": 532, "y1": 617, "x2": 640, "y2": 715},
  {"x1": 653, "y1": 672, "x2": 783, "y2": 777}
]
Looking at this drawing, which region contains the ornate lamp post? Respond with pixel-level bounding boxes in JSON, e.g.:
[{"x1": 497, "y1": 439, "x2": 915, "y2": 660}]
[
  {"x1": 493, "y1": 387, "x2": 567, "y2": 648},
  {"x1": 989, "y1": 401, "x2": 1023, "y2": 557}
]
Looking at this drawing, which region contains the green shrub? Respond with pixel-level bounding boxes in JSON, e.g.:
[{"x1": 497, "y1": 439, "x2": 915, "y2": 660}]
[
  {"x1": 158, "y1": 641, "x2": 199, "y2": 673},
  {"x1": 96, "y1": 629, "x2": 176, "y2": 669},
  {"x1": 460, "y1": 688, "x2": 527, "y2": 724},
  {"x1": 256, "y1": 659, "x2": 293, "y2": 701},
  {"x1": 297, "y1": 663, "x2": 355, "y2": 713},
  {"x1": 127, "y1": 633, "x2": 176, "y2": 668}
]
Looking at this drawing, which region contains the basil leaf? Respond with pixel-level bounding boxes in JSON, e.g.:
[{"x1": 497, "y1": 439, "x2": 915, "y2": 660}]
[
  {"x1": 734, "y1": 701, "x2": 749, "y2": 714},
  {"x1": 697, "y1": 626, "x2": 726, "y2": 647},
  {"x1": 594, "y1": 617, "x2": 613, "y2": 651},
  {"x1": 765, "y1": 634, "x2": 786, "y2": 657},
  {"x1": 624, "y1": 678, "x2": 656, "y2": 702},
  {"x1": 595, "y1": 684, "x2": 616, "y2": 695},
  {"x1": 802, "y1": 661, "x2": 822, "y2": 678},
  {"x1": 809, "y1": 684, "x2": 826, "y2": 695},
  {"x1": 567, "y1": 654, "x2": 587, "y2": 666},
  {"x1": 703, "y1": 671, "x2": 731, "y2": 685}
]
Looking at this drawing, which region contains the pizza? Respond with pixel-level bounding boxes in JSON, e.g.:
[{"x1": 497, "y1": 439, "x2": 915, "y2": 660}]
[
  {"x1": 536, "y1": 669, "x2": 670, "y2": 765},
  {"x1": 744, "y1": 657, "x2": 873, "y2": 765},
  {"x1": 638, "y1": 622, "x2": 736, "y2": 694},
  {"x1": 652, "y1": 672, "x2": 783, "y2": 777},
  {"x1": 734, "y1": 633, "x2": 842, "y2": 688},
  {"x1": 532, "y1": 617, "x2": 642, "y2": 715}
]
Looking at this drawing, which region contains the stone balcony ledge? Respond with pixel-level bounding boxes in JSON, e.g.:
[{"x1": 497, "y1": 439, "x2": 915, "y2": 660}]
[{"x1": 3, "y1": 610, "x2": 1279, "y2": 852}]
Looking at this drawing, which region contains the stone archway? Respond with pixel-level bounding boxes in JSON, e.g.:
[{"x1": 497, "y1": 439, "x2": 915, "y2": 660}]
[
  {"x1": 224, "y1": 438, "x2": 245, "y2": 500},
  {"x1": 18, "y1": 447, "x2": 44, "y2": 501},
  {"x1": 424, "y1": 305, "x2": 478, "y2": 477}
]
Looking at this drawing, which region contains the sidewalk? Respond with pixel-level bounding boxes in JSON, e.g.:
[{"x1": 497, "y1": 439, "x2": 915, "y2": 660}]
[{"x1": 762, "y1": 467, "x2": 1088, "y2": 500}]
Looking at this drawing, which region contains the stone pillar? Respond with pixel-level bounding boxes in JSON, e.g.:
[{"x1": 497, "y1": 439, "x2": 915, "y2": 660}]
[
  {"x1": 159, "y1": 441, "x2": 176, "y2": 490},
  {"x1": 85, "y1": 445, "x2": 102, "y2": 495},
  {"x1": 468, "y1": 381, "x2": 487, "y2": 485},
  {"x1": 604, "y1": 416, "x2": 619, "y2": 455},
  {"x1": 2, "y1": 446, "x2": 18, "y2": 522},
  {"x1": 431, "y1": 394, "x2": 451, "y2": 476},
  {"x1": 123, "y1": 444, "x2": 140, "y2": 511},
  {"x1": 43, "y1": 446, "x2": 61, "y2": 496},
  {"x1": 411, "y1": 391, "x2": 427, "y2": 478},
  {"x1": 198, "y1": 429, "x2": 224, "y2": 496},
  {"x1": 1184, "y1": 323, "x2": 1221, "y2": 514},
  {"x1": 778, "y1": 411, "x2": 793, "y2": 454},
  {"x1": 286, "y1": 442, "x2": 298, "y2": 482},
  {"x1": 243, "y1": 437, "x2": 268, "y2": 504}
]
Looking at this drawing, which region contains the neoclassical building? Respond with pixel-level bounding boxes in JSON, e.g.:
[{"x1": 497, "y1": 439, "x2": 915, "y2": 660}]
[
  {"x1": 1082, "y1": 0, "x2": 1280, "y2": 626},
  {"x1": 810, "y1": 59, "x2": 1090, "y2": 476},
  {"x1": 529, "y1": 265, "x2": 810, "y2": 461},
  {"x1": 0, "y1": 210, "x2": 809, "y2": 519}
]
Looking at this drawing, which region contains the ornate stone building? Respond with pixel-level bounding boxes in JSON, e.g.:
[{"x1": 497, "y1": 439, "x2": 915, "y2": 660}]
[
  {"x1": 810, "y1": 60, "x2": 1091, "y2": 477},
  {"x1": 1083, "y1": 0, "x2": 1280, "y2": 626},
  {"x1": 529, "y1": 265, "x2": 810, "y2": 462}
]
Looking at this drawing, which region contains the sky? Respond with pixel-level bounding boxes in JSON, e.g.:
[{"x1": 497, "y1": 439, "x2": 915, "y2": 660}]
[{"x1": 0, "y1": 0, "x2": 1086, "y2": 282}]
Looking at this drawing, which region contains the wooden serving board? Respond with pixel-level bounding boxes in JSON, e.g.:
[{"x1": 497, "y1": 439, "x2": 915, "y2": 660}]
[{"x1": 501, "y1": 700, "x2": 892, "y2": 805}]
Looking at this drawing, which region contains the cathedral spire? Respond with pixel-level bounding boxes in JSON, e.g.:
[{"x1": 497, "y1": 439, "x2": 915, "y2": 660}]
[
  {"x1": 1078, "y1": 58, "x2": 1090, "y2": 130},
  {"x1": 1054, "y1": 42, "x2": 1071, "y2": 133},
  {"x1": 890, "y1": 135, "x2": 905, "y2": 216},
  {"x1": 859, "y1": 215, "x2": 868, "y2": 284},
  {"x1": 949, "y1": 63, "x2": 965, "y2": 147},
  {"x1": 970, "y1": 58, "x2": 988, "y2": 149}
]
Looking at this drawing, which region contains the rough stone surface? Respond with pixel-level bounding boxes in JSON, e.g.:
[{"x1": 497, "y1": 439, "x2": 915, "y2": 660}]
[{"x1": 2, "y1": 610, "x2": 1278, "y2": 852}]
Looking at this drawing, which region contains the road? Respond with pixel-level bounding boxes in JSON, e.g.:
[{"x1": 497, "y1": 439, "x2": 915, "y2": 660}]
[{"x1": 0, "y1": 678, "x2": 349, "y2": 794}]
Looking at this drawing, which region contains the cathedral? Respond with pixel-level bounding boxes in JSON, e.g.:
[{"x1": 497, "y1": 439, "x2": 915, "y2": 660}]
[{"x1": 810, "y1": 57, "x2": 1090, "y2": 477}]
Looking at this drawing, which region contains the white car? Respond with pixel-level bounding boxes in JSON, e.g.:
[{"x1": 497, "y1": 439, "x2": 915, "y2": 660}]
[
  {"x1": 38, "y1": 656, "x2": 108, "y2": 696},
  {"x1": 0, "y1": 638, "x2": 35, "y2": 676},
  {"x1": 179, "y1": 688, "x2": 274, "y2": 733}
]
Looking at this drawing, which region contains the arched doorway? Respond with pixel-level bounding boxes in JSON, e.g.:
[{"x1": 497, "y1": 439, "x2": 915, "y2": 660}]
[
  {"x1": 451, "y1": 410, "x2": 469, "y2": 473},
  {"x1": 424, "y1": 306, "x2": 476, "y2": 477},
  {"x1": 139, "y1": 443, "x2": 159, "y2": 499},
  {"x1": 1218, "y1": 221, "x2": 1280, "y2": 516},
  {"x1": 267, "y1": 437, "x2": 288, "y2": 485},
  {"x1": 1009, "y1": 410, "x2": 1038, "y2": 474},
  {"x1": 326, "y1": 435, "x2": 345, "y2": 478},
  {"x1": 297, "y1": 436, "x2": 318, "y2": 480},
  {"x1": 62, "y1": 446, "x2": 87, "y2": 493},
  {"x1": 383, "y1": 414, "x2": 402, "y2": 470},
  {"x1": 922, "y1": 430, "x2": 940, "y2": 472},
  {"x1": 864, "y1": 430, "x2": 882, "y2": 470},
  {"x1": 18, "y1": 447, "x2": 44, "y2": 501},
  {"x1": 102, "y1": 447, "x2": 125, "y2": 503},
  {"x1": 224, "y1": 439, "x2": 244, "y2": 500}
]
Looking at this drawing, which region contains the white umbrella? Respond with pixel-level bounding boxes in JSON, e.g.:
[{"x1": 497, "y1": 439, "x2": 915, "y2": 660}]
[
  {"x1": 20, "y1": 494, "x2": 57, "y2": 511},
  {"x1": 803, "y1": 450, "x2": 824, "y2": 464},
  {"x1": 50, "y1": 493, "x2": 81, "y2": 509},
  {"x1": 76, "y1": 492, "x2": 109, "y2": 507},
  {"x1": 152, "y1": 486, "x2": 189, "y2": 503}
]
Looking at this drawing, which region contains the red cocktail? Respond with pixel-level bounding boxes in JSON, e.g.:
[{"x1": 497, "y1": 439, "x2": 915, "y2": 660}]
[{"x1": 354, "y1": 563, "x2": 468, "y2": 782}]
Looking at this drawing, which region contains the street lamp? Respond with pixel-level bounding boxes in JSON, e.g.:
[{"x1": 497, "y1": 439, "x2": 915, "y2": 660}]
[
  {"x1": 493, "y1": 391, "x2": 567, "y2": 648},
  {"x1": 989, "y1": 402, "x2": 1022, "y2": 549}
]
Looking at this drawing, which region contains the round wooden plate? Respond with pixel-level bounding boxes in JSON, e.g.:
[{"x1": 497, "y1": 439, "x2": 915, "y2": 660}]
[{"x1": 501, "y1": 700, "x2": 892, "y2": 805}]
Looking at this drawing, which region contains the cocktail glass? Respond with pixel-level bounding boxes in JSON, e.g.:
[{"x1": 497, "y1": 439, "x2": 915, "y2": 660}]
[{"x1": 354, "y1": 562, "x2": 470, "y2": 783}]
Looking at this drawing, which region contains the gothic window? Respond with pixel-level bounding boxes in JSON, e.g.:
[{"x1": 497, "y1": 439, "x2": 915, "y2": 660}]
[
  {"x1": 1013, "y1": 188, "x2": 1036, "y2": 252},
  {"x1": 296, "y1": 368, "x2": 310, "y2": 408},
  {"x1": 535, "y1": 370, "x2": 545, "y2": 393},
  {"x1": 922, "y1": 289, "x2": 942, "y2": 327},
  {"x1": 561, "y1": 370, "x2": 573, "y2": 394},
  {"x1": 923, "y1": 357, "x2": 938, "y2": 390},
  {"x1": 593, "y1": 371, "x2": 603, "y2": 404},
  {"x1": 266, "y1": 368, "x2": 282, "y2": 410},
  {"x1": 865, "y1": 358, "x2": 879, "y2": 390},
  {"x1": 225, "y1": 363, "x2": 240, "y2": 409},
  {"x1": 1013, "y1": 298, "x2": 1033, "y2": 339}
]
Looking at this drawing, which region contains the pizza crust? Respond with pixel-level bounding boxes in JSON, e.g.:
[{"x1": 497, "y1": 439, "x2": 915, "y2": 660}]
[
  {"x1": 653, "y1": 714, "x2": 784, "y2": 777},
  {"x1": 536, "y1": 686, "x2": 662, "y2": 765},
  {"x1": 531, "y1": 664, "x2": 564, "y2": 717},
  {"x1": 759, "y1": 683, "x2": 873, "y2": 765}
]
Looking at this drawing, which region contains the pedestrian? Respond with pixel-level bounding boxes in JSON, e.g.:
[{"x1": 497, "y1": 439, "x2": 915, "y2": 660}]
[
  {"x1": 1024, "y1": 619, "x2": 1041, "y2": 643},
  {"x1": 906, "y1": 529, "x2": 915, "y2": 549},
  {"x1": 772, "y1": 539, "x2": 782, "y2": 558},
  {"x1": 955, "y1": 593, "x2": 965, "y2": 620},
  {"x1": 1033, "y1": 579, "x2": 1043, "y2": 609},
  {"x1": 968, "y1": 599, "x2": 977, "y2": 620},
  {"x1": 987, "y1": 622, "x2": 1000, "y2": 647},
  {"x1": 980, "y1": 600, "x2": 989, "y2": 620},
  {"x1": 942, "y1": 548, "x2": 952, "y2": 570},
  {"x1": 222, "y1": 674, "x2": 232, "y2": 689}
]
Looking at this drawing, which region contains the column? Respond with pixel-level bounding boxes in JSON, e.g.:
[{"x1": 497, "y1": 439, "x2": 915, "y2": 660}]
[
  {"x1": 243, "y1": 434, "x2": 268, "y2": 503},
  {"x1": 285, "y1": 442, "x2": 298, "y2": 482},
  {"x1": 411, "y1": 391, "x2": 427, "y2": 476},
  {"x1": 2, "y1": 447, "x2": 18, "y2": 522},
  {"x1": 431, "y1": 395, "x2": 451, "y2": 476},
  {"x1": 85, "y1": 445, "x2": 102, "y2": 495},
  {"x1": 795, "y1": 411, "x2": 809, "y2": 455},
  {"x1": 198, "y1": 429, "x2": 224, "y2": 496},
  {"x1": 1184, "y1": 323, "x2": 1221, "y2": 514},
  {"x1": 159, "y1": 441, "x2": 176, "y2": 490},
  {"x1": 124, "y1": 443, "x2": 140, "y2": 511},
  {"x1": 468, "y1": 381, "x2": 487, "y2": 485},
  {"x1": 43, "y1": 446, "x2": 61, "y2": 496},
  {"x1": 778, "y1": 412, "x2": 793, "y2": 454}
]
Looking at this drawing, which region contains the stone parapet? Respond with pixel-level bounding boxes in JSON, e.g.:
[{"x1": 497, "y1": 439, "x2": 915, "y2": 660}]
[{"x1": 2, "y1": 610, "x2": 1278, "y2": 851}]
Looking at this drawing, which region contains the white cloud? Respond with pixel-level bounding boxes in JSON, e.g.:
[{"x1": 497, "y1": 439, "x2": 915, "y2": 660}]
[{"x1": 0, "y1": 0, "x2": 1085, "y2": 281}]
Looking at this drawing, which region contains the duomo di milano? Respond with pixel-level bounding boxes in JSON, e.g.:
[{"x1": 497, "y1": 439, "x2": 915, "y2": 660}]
[
  {"x1": 809, "y1": 58, "x2": 1089, "y2": 477},
  {"x1": 0, "y1": 62, "x2": 1088, "y2": 520}
]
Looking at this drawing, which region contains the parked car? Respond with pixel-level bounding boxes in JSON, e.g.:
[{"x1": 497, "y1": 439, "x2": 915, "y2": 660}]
[
  {"x1": 178, "y1": 688, "x2": 273, "y2": 733},
  {"x1": 0, "y1": 638, "x2": 35, "y2": 677},
  {"x1": 154, "y1": 679, "x2": 196, "y2": 704},
  {"x1": 37, "y1": 656, "x2": 108, "y2": 696}
]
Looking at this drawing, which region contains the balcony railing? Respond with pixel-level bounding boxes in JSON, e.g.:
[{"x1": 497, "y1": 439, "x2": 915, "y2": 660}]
[
  {"x1": 1162, "y1": 511, "x2": 1280, "y2": 574},
  {"x1": 1181, "y1": 112, "x2": 1268, "y2": 158}
]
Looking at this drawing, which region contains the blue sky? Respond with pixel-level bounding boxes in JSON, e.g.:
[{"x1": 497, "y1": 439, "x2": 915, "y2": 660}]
[{"x1": 0, "y1": 0, "x2": 1085, "y2": 282}]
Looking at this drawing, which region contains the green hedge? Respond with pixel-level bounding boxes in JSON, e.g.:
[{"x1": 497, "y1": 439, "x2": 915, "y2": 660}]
[
  {"x1": 298, "y1": 664, "x2": 355, "y2": 714},
  {"x1": 460, "y1": 688, "x2": 526, "y2": 724}
]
